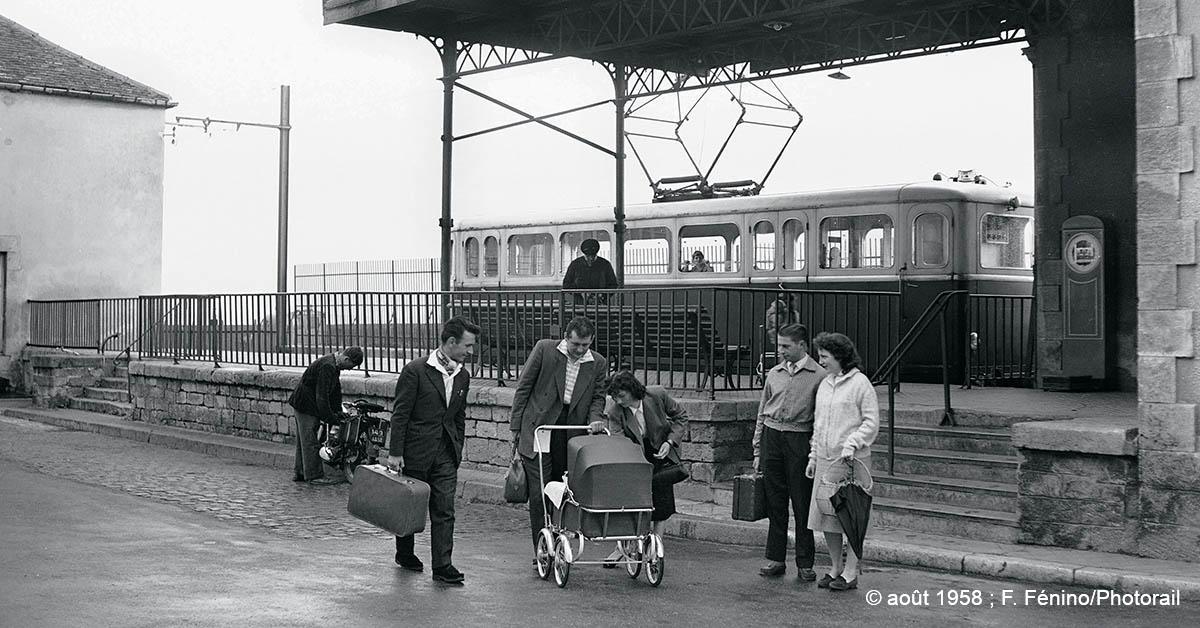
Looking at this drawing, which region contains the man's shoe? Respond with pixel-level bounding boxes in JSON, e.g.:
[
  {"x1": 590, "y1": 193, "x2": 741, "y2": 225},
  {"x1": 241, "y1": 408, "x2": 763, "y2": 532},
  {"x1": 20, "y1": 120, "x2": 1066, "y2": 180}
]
[
  {"x1": 395, "y1": 554, "x2": 424, "y2": 572},
  {"x1": 758, "y1": 563, "x2": 786, "y2": 577},
  {"x1": 817, "y1": 573, "x2": 835, "y2": 589},
  {"x1": 307, "y1": 476, "x2": 345, "y2": 486},
  {"x1": 797, "y1": 568, "x2": 817, "y2": 582},
  {"x1": 829, "y1": 576, "x2": 858, "y2": 591},
  {"x1": 432, "y1": 565, "x2": 465, "y2": 585}
]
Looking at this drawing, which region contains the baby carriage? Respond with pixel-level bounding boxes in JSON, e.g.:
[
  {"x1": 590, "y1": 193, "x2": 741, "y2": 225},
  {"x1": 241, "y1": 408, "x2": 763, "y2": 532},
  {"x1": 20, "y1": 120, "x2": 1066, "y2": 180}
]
[{"x1": 532, "y1": 425, "x2": 665, "y2": 588}]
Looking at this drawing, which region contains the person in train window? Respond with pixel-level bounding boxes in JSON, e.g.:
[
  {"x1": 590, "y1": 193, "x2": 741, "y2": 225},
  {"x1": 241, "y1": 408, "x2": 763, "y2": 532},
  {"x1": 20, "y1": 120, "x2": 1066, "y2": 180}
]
[
  {"x1": 562, "y1": 238, "x2": 618, "y2": 290},
  {"x1": 684, "y1": 250, "x2": 713, "y2": 272}
]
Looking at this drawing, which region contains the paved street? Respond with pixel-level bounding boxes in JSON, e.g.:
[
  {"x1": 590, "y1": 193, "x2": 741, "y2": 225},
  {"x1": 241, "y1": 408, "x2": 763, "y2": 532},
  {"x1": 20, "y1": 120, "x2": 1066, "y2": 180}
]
[{"x1": 1, "y1": 415, "x2": 1196, "y2": 627}]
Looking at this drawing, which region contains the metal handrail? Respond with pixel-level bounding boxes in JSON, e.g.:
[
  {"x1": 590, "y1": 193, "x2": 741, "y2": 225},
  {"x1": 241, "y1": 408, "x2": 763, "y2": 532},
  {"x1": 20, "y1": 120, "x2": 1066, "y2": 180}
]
[{"x1": 870, "y1": 289, "x2": 967, "y2": 475}]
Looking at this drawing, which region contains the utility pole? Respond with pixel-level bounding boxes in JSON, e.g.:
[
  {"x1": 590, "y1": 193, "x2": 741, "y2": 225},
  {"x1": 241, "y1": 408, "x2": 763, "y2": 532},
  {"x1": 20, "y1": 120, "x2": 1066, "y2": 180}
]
[{"x1": 168, "y1": 85, "x2": 292, "y2": 350}]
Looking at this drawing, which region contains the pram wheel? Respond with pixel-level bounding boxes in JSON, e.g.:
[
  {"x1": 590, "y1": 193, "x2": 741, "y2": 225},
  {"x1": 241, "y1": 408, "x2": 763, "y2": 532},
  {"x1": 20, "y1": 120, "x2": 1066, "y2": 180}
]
[
  {"x1": 618, "y1": 540, "x2": 641, "y2": 578},
  {"x1": 552, "y1": 534, "x2": 571, "y2": 588},
  {"x1": 535, "y1": 529, "x2": 554, "y2": 581},
  {"x1": 645, "y1": 533, "x2": 664, "y2": 587}
]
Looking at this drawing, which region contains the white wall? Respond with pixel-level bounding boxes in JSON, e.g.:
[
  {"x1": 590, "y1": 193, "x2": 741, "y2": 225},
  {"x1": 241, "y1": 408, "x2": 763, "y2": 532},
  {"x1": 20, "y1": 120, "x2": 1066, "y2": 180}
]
[{"x1": 0, "y1": 90, "x2": 165, "y2": 381}]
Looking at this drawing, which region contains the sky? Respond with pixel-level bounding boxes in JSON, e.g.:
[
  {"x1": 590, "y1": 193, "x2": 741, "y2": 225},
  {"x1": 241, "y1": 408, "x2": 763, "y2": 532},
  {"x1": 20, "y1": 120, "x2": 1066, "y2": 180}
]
[{"x1": 1, "y1": 1, "x2": 1034, "y2": 294}]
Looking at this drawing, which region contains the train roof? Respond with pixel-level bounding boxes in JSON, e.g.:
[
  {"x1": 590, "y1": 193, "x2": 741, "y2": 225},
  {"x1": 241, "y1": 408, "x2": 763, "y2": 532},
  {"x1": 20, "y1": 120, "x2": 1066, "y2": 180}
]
[{"x1": 455, "y1": 180, "x2": 1032, "y2": 232}]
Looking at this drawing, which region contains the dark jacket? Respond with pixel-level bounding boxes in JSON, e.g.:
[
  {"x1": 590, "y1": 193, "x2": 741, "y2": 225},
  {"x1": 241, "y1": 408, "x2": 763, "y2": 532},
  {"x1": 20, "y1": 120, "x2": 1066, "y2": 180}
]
[
  {"x1": 562, "y1": 255, "x2": 618, "y2": 290},
  {"x1": 287, "y1": 354, "x2": 343, "y2": 421},
  {"x1": 604, "y1": 387, "x2": 687, "y2": 465},
  {"x1": 388, "y1": 356, "x2": 470, "y2": 473},
  {"x1": 510, "y1": 339, "x2": 608, "y2": 458}
]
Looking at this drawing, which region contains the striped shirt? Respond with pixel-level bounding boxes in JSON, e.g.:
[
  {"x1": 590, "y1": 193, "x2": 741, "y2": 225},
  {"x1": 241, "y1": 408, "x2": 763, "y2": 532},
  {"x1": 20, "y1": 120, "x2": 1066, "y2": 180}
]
[{"x1": 557, "y1": 338, "x2": 595, "y2": 404}]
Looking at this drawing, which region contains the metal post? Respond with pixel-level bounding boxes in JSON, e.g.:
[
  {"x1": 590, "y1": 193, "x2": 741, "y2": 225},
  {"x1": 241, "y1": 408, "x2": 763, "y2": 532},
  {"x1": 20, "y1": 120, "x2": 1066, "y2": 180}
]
[
  {"x1": 439, "y1": 37, "x2": 457, "y2": 322},
  {"x1": 888, "y1": 369, "x2": 897, "y2": 475},
  {"x1": 939, "y1": 310, "x2": 955, "y2": 426},
  {"x1": 276, "y1": 85, "x2": 292, "y2": 352},
  {"x1": 613, "y1": 65, "x2": 627, "y2": 287}
]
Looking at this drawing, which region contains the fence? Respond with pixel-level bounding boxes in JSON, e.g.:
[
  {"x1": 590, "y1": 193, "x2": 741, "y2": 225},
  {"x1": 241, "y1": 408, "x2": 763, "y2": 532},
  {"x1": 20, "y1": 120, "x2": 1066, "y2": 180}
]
[
  {"x1": 28, "y1": 298, "x2": 139, "y2": 352},
  {"x1": 293, "y1": 258, "x2": 439, "y2": 292},
  {"x1": 965, "y1": 293, "x2": 1036, "y2": 387},
  {"x1": 28, "y1": 287, "x2": 910, "y2": 395}
]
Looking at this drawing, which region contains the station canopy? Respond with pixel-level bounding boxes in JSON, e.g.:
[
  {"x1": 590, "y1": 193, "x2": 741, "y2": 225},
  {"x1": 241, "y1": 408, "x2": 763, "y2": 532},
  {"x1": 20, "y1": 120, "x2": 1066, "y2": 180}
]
[{"x1": 324, "y1": 0, "x2": 1070, "y2": 93}]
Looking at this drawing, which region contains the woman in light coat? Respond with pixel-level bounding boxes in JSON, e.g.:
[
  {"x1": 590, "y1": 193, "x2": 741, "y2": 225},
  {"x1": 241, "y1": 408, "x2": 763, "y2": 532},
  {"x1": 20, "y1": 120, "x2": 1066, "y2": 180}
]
[{"x1": 806, "y1": 332, "x2": 879, "y2": 591}]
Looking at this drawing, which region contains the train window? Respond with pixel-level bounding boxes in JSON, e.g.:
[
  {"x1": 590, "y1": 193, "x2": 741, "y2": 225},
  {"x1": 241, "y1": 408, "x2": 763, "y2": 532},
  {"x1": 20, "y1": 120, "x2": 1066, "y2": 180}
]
[
  {"x1": 464, "y1": 237, "x2": 480, "y2": 277},
  {"x1": 782, "y1": 219, "x2": 806, "y2": 270},
  {"x1": 912, "y1": 213, "x2": 948, "y2": 268},
  {"x1": 507, "y1": 233, "x2": 553, "y2": 276},
  {"x1": 560, "y1": 230, "x2": 612, "y2": 271},
  {"x1": 679, "y1": 223, "x2": 740, "y2": 273},
  {"x1": 625, "y1": 226, "x2": 671, "y2": 275},
  {"x1": 819, "y1": 214, "x2": 894, "y2": 269},
  {"x1": 483, "y1": 236, "x2": 499, "y2": 277},
  {"x1": 753, "y1": 221, "x2": 775, "y2": 271},
  {"x1": 980, "y1": 214, "x2": 1034, "y2": 269}
]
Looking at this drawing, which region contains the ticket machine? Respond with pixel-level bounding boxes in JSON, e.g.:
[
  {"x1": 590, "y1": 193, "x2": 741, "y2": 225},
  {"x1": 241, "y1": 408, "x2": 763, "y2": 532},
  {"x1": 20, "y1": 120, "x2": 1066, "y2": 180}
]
[{"x1": 1044, "y1": 215, "x2": 1107, "y2": 391}]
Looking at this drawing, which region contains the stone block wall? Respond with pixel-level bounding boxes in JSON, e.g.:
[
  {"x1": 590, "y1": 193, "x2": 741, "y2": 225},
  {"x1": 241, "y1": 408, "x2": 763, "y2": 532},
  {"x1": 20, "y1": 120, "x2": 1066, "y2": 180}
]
[
  {"x1": 1017, "y1": 449, "x2": 1140, "y2": 553},
  {"x1": 1134, "y1": 0, "x2": 1200, "y2": 562},
  {"x1": 19, "y1": 350, "x2": 116, "y2": 407},
  {"x1": 125, "y1": 361, "x2": 758, "y2": 483}
]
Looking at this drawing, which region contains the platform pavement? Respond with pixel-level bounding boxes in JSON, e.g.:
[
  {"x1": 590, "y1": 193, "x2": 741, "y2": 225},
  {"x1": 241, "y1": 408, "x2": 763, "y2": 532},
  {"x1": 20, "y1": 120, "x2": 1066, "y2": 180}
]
[{"x1": 2, "y1": 398, "x2": 1194, "y2": 601}]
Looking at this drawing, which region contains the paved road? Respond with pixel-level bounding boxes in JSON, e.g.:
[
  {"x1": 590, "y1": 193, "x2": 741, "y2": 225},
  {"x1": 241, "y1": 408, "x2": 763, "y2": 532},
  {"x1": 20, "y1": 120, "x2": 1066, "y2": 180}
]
[{"x1": 0, "y1": 416, "x2": 1195, "y2": 627}]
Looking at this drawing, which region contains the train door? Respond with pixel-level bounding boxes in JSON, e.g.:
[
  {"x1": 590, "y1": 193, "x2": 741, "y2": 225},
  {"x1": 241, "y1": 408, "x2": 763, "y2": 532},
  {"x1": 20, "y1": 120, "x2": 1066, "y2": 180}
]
[{"x1": 775, "y1": 209, "x2": 810, "y2": 290}]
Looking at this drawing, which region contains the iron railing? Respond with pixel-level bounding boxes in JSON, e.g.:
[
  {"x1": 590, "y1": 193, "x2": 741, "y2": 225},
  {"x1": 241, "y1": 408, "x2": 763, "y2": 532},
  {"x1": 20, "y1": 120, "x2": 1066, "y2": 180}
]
[
  {"x1": 29, "y1": 288, "x2": 902, "y2": 396},
  {"x1": 28, "y1": 298, "x2": 138, "y2": 352},
  {"x1": 965, "y1": 293, "x2": 1036, "y2": 387}
]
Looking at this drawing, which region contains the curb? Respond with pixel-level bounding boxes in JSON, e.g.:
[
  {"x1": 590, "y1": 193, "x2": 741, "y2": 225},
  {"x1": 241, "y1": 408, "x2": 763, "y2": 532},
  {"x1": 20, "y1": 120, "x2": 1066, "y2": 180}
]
[{"x1": 5, "y1": 405, "x2": 1200, "y2": 600}]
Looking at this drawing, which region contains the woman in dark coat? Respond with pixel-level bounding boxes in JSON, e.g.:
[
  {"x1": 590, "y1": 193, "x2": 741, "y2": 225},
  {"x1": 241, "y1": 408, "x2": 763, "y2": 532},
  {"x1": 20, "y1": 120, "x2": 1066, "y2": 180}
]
[{"x1": 591, "y1": 370, "x2": 688, "y2": 564}]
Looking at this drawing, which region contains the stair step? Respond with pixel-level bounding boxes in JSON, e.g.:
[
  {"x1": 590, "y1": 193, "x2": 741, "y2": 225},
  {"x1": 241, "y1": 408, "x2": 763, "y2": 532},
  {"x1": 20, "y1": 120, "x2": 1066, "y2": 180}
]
[
  {"x1": 676, "y1": 480, "x2": 734, "y2": 507},
  {"x1": 870, "y1": 447, "x2": 1018, "y2": 483},
  {"x1": 875, "y1": 424, "x2": 1014, "y2": 456},
  {"x1": 872, "y1": 472, "x2": 1017, "y2": 513},
  {"x1": 82, "y1": 387, "x2": 127, "y2": 402},
  {"x1": 99, "y1": 377, "x2": 128, "y2": 389},
  {"x1": 881, "y1": 405, "x2": 1055, "y2": 428},
  {"x1": 67, "y1": 397, "x2": 132, "y2": 418},
  {"x1": 872, "y1": 497, "x2": 1019, "y2": 543}
]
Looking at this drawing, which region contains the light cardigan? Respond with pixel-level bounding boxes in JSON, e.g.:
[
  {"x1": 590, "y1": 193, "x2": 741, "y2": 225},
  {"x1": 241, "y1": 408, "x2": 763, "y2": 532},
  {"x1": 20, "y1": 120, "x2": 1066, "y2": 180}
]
[{"x1": 809, "y1": 368, "x2": 880, "y2": 463}]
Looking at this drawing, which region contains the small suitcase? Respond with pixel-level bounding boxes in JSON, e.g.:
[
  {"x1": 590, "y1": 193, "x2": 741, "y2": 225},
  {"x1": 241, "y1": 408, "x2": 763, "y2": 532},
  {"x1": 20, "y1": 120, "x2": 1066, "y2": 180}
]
[
  {"x1": 731, "y1": 473, "x2": 768, "y2": 522},
  {"x1": 347, "y1": 464, "x2": 430, "y2": 537}
]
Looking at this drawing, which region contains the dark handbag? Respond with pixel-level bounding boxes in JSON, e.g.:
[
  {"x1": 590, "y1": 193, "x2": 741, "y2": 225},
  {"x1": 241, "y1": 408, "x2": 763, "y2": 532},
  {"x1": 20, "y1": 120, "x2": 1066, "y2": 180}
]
[
  {"x1": 504, "y1": 456, "x2": 528, "y2": 503},
  {"x1": 652, "y1": 457, "x2": 689, "y2": 486}
]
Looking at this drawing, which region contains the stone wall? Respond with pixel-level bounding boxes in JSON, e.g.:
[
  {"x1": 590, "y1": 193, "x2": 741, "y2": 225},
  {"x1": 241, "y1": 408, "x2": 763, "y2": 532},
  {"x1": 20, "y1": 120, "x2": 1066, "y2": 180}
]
[
  {"x1": 1134, "y1": 0, "x2": 1200, "y2": 562},
  {"x1": 125, "y1": 361, "x2": 757, "y2": 482},
  {"x1": 20, "y1": 351, "x2": 117, "y2": 407}
]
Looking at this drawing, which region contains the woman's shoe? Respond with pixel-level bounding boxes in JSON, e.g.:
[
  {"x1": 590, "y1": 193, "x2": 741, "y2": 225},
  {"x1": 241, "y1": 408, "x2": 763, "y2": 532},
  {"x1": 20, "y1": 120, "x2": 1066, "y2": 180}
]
[
  {"x1": 829, "y1": 576, "x2": 858, "y2": 591},
  {"x1": 817, "y1": 573, "x2": 836, "y2": 589}
]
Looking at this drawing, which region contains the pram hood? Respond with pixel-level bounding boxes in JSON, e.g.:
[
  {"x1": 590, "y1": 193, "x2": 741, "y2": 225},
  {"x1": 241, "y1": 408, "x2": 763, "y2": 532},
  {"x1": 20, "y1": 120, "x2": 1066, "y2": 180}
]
[{"x1": 566, "y1": 435, "x2": 653, "y2": 509}]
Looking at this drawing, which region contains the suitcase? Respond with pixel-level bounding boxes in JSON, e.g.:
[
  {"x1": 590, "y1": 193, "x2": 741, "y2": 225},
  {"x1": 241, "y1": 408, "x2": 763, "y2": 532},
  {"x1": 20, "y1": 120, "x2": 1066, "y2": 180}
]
[
  {"x1": 347, "y1": 464, "x2": 430, "y2": 537},
  {"x1": 731, "y1": 473, "x2": 768, "y2": 522}
]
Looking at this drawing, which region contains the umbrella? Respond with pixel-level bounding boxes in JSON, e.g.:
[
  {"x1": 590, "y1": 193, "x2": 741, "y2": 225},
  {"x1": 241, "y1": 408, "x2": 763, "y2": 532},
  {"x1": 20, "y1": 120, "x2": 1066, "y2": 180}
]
[{"x1": 829, "y1": 459, "x2": 873, "y2": 561}]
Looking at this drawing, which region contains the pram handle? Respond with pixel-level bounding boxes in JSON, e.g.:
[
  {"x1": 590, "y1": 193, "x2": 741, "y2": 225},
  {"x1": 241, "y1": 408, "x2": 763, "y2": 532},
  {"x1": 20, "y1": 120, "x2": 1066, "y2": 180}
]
[{"x1": 534, "y1": 424, "x2": 610, "y2": 435}]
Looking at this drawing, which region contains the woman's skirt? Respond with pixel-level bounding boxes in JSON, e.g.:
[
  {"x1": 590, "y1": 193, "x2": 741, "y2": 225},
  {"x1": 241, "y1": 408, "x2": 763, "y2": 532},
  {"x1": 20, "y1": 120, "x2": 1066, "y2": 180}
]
[
  {"x1": 807, "y1": 455, "x2": 871, "y2": 534},
  {"x1": 650, "y1": 475, "x2": 676, "y2": 522}
]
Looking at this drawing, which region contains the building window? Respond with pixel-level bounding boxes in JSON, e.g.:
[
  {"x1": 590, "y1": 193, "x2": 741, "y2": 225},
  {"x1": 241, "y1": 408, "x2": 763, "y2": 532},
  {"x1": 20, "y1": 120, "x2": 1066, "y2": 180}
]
[
  {"x1": 507, "y1": 233, "x2": 553, "y2": 276},
  {"x1": 463, "y1": 237, "x2": 480, "y2": 277},
  {"x1": 560, "y1": 230, "x2": 612, "y2": 271},
  {"x1": 912, "y1": 213, "x2": 948, "y2": 268},
  {"x1": 752, "y1": 221, "x2": 775, "y2": 271},
  {"x1": 820, "y1": 214, "x2": 894, "y2": 269},
  {"x1": 483, "y1": 236, "x2": 499, "y2": 277},
  {"x1": 679, "y1": 223, "x2": 740, "y2": 273},
  {"x1": 980, "y1": 214, "x2": 1033, "y2": 269},
  {"x1": 625, "y1": 226, "x2": 671, "y2": 275},
  {"x1": 782, "y1": 219, "x2": 805, "y2": 271}
]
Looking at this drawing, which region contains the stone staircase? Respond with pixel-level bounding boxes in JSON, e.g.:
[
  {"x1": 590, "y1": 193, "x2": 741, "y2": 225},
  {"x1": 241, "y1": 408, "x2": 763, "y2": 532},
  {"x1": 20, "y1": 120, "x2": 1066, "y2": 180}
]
[
  {"x1": 678, "y1": 405, "x2": 1025, "y2": 544},
  {"x1": 67, "y1": 364, "x2": 132, "y2": 417}
]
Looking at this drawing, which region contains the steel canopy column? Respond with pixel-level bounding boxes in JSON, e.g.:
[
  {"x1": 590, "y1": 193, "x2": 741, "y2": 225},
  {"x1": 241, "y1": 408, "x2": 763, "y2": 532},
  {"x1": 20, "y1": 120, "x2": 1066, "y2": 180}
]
[
  {"x1": 613, "y1": 65, "x2": 627, "y2": 287},
  {"x1": 439, "y1": 37, "x2": 457, "y2": 301}
]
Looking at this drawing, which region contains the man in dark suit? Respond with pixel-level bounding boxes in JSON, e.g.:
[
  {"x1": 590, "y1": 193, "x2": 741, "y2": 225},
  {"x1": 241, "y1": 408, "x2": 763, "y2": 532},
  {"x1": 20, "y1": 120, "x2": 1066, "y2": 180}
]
[
  {"x1": 387, "y1": 316, "x2": 479, "y2": 586},
  {"x1": 509, "y1": 316, "x2": 609, "y2": 552},
  {"x1": 287, "y1": 346, "x2": 364, "y2": 485}
]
